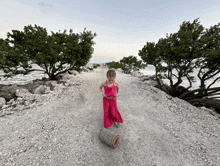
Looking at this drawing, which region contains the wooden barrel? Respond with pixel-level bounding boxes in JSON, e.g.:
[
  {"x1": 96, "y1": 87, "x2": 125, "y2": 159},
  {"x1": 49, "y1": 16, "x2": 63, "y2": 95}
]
[{"x1": 99, "y1": 128, "x2": 120, "y2": 148}]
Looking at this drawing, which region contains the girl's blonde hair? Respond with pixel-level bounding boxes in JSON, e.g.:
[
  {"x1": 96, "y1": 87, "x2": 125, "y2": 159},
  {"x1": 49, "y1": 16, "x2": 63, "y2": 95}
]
[{"x1": 107, "y1": 69, "x2": 116, "y2": 78}]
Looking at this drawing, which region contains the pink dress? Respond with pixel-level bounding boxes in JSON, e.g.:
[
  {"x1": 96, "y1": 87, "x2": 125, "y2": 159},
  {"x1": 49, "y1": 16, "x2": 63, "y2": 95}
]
[{"x1": 103, "y1": 80, "x2": 123, "y2": 128}]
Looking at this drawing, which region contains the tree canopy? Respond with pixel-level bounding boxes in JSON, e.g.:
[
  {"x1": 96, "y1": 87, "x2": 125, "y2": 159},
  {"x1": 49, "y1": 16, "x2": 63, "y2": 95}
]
[
  {"x1": 138, "y1": 18, "x2": 220, "y2": 111},
  {"x1": 0, "y1": 24, "x2": 97, "y2": 80},
  {"x1": 106, "y1": 55, "x2": 147, "y2": 74}
]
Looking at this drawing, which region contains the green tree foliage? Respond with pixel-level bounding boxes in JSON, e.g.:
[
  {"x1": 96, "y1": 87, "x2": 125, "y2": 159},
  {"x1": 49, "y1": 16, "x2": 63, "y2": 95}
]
[
  {"x1": 119, "y1": 55, "x2": 147, "y2": 73},
  {"x1": 105, "y1": 61, "x2": 124, "y2": 70},
  {"x1": 0, "y1": 38, "x2": 28, "y2": 80},
  {"x1": 1, "y1": 24, "x2": 97, "y2": 80},
  {"x1": 106, "y1": 55, "x2": 147, "y2": 74},
  {"x1": 139, "y1": 18, "x2": 220, "y2": 111}
]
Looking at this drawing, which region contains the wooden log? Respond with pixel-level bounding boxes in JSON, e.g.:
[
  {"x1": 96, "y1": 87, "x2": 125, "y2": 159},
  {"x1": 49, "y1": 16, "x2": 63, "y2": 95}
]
[{"x1": 99, "y1": 128, "x2": 120, "y2": 148}]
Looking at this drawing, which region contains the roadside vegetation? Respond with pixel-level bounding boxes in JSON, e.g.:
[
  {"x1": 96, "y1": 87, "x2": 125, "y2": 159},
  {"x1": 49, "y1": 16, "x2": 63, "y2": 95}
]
[
  {"x1": 106, "y1": 18, "x2": 220, "y2": 112},
  {"x1": 0, "y1": 24, "x2": 97, "y2": 80}
]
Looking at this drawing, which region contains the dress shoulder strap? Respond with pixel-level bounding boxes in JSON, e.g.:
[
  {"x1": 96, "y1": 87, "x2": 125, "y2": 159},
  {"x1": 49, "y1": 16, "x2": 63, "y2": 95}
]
[{"x1": 106, "y1": 80, "x2": 115, "y2": 86}]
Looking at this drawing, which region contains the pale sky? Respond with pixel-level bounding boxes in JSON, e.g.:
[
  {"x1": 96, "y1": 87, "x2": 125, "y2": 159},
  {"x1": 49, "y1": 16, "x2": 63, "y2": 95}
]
[{"x1": 1, "y1": 0, "x2": 220, "y2": 64}]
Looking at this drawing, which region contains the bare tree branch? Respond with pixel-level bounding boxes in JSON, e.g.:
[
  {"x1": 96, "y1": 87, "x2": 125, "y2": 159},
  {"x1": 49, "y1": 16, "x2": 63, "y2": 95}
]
[
  {"x1": 205, "y1": 70, "x2": 220, "y2": 80},
  {"x1": 186, "y1": 75, "x2": 192, "y2": 90},
  {"x1": 207, "y1": 76, "x2": 220, "y2": 89}
]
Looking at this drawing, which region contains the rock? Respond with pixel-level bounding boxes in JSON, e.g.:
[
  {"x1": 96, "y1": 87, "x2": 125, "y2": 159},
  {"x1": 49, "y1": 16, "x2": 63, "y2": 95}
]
[
  {"x1": 7, "y1": 99, "x2": 14, "y2": 105},
  {"x1": 143, "y1": 80, "x2": 158, "y2": 87},
  {"x1": 0, "y1": 85, "x2": 21, "y2": 102},
  {"x1": 0, "y1": 78, "x2": 55, "y2": 103},
  {"x1": 49, "y1": 72, "x2": 74, "y2": 82},
  {"x1": 45, "y1": 80, "x2": 57, "y2": 90},
  {"x1": 0, "y1": 97, "x2": 6, "y2": 108},
  {"x1": 2, "y1": 104, "x2": 10, "y2": 109},
  {"x1": 0, "y1": 68, "x2": 84, "y2": 111},
  {"x1": 53, "y1": 83, "x2": 66, "y2": 92},
  {"x1": 73, "y1": 70, "x2": 80, "y2": 75},
  {"x1": 15, "y1": 88, "x2": 32, "y2": 98},
  {"x1": 124, "y1": 69, "x2": 133, "y2": 74},
  {"x1": 140, "y1": 76, "x2": 151, "y2": 82},
  {"x1": 62, "y1": 73, "x2": 73, "y2": 80},
  {"x1": 130, "y1": 71, "x2": 144, "y2": 78},
  {"x1": 64, "y1": 82, "x2": 70, "y2": 87},
  {"x1": 16, "y1": 97, "x2": 24, "y2": 104},
  {"x1": 68, "y1": 70, "x2": 78, "y2": 75},
  {"x1": 33, "y1": 85, "x2": 51, "y2": 94},
  {"x1": 18, "y1": 78, "x2": 52, "y2": 93},
  {"x1": 116, "y1": 68, "x2": 122, "y2": 73}
]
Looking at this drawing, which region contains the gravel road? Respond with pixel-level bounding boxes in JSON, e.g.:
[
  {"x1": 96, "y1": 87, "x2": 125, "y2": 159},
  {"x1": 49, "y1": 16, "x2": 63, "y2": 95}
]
[{"x1": 0, "y1": 66, "x2": 220, "y2": 166}]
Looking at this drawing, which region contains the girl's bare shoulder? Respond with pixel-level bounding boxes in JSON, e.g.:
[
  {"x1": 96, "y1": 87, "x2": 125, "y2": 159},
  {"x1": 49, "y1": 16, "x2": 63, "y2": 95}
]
[
  {"x1": 115, "y1": 82, "x2": 119, "y2": 87},
  {"x1": 102, "y1": 81, "x2": 118, "y2": 86}
]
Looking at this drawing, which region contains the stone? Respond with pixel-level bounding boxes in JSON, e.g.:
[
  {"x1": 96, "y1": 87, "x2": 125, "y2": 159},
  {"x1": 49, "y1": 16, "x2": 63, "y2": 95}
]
[
  {"x1": 2, "y1": 104, "x2": 10, "y2": 109},
  {"x1": 124, "y1": 69, "x2": 133, "y2": 74},
  {"x1": 64, "y1": 82, "x2": 70, "y2": 87},
  {"x1": 53, "y1": 84, "x2": 66, "y2": 92},
  {"x1": 62, "y1": 73, "x2": 73, "y2": 80},
  {"x1": 15, "y1": 88, "x2": 32, "y2": 98},
  {"x1": 0, "y1": 97, "x2": 6, "y2": 108},
  {"x1": 33, "y1": 85, "x2": 51, "y2": 94},
  {"x1": 68, "y1": 70, "x2": 78, "y2": 75},
  {"x1": 0, "y1": 85, "x2": 21, "y2": 102},
  {"x1": 140, "y1": 76, "x2": 151, "y2": 82},
  {"x1": 143, "y1": 80, "x2": 158, "y2": 87},
  {"x1": 7, "y1": 99, "x2": 14, "y2": 105},
  {"x1": 45, "y1": 80, "x2": 57, "y2": 90},
  {"x1": 73, "y1": 70, "x2": 79, "y2": 75},
  {"x1": 56, "y1": 71, "x2": 77, "y2": 81},
  {"x1": 0, "y1": 68, "x2": 84, "y2": 112},
  {"x1": 116, "y1": 68, "x2": 122, "y2": 73},
  {"x1": 130, "y1": 71, "x2": 144, "y2": 78}
]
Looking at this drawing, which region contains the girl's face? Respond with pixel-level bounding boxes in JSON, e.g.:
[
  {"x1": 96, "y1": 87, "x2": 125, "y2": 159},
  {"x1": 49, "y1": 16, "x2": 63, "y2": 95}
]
[{"x1": 107, "y1": 77, "x2": 115, "y2": 84}]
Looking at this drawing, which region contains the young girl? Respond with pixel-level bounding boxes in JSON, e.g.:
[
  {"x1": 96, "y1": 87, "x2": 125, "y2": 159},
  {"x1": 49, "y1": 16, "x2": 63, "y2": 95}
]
[{"x1": 99, "y1": 69, "x2": 123, "y2": 128}]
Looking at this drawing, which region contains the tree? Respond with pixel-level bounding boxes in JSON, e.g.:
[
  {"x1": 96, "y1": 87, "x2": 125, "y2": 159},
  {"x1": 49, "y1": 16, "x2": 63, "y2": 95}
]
[
  {"x1": 139, "y1": 18, "x2": 220, "y2": 111},
  {"x1": 2, "y1": 24, "x2": 97, "y2": 80},
  {"x1": 0, "y1": 38, "x2": 28, "y2": 80},
  {"x1": 179, "y1": 23, "x2": 220, "y2": 102},
  {"x1": 106, "y1": 56, "x2": 147, "y2": 74},
  {"x1": 119, "y1": 55, "x2": 147, "y2": 73},
  {"x1": 105, "y1": 61, "x2": 124, "y2": 70},
  {"x1": 138, "y1": 41, "x2": 165, "y2": 86}
]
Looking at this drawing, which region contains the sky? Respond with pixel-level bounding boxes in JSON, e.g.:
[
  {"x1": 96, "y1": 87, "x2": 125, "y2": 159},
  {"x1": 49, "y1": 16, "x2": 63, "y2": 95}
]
[{"x1": 1, "y1": 0, "x2": 220, "y2": 64}]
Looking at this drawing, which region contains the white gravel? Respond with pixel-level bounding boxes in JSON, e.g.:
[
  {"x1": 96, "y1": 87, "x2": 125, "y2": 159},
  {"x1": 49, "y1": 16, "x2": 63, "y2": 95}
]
[{"x1": 0, "y1": 66, "x2": 220, "y2": 166}]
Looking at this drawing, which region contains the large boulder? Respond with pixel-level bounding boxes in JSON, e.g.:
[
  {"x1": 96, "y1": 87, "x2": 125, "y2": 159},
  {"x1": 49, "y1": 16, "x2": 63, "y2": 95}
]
[
  {"x1": 33, "y1": 85, "x2": 51, "y2": 94},
  {"x1": 0, "y1": 97, "x2": 6, "y2": 108},
  {"x1": 143, "y1": 80, "x2": 159, "y2": 87},
  {"x1": 15, "y1": 88, "x2": 32, "y2": 98},
  {"x1": 130, "y1": 71, "x2": 144, "y2": 78},
  {"x1": 140, "y1": 75, "x2": 151, "y2": 82},
  {"x1": 124, "y1": 69, "x2": 133, "y2": 74},
  {"x1": 0, "y1": 84, "x2": 23, "y2": 102},
  {"x1": 116, "y1": 68, "x2": 122, "y2": 73},
  {"x1": 68, "y1": 70, "x2": 78, "y2": 75},
  {"x1": 141, "y1": 76, "x2": 164, "y2": 88},
  {"x1": 45, "y1": 80, "x2": 57, "y2": 90},
  {"x1": 19, "y1": 77, "x2": 53, "y2": 93},
  {"x1": 0, "y1": 68, "x2": 82, "y2": 112},
  {"x1": 0, "y1": 78, "x2": 55, "y2": 103}
]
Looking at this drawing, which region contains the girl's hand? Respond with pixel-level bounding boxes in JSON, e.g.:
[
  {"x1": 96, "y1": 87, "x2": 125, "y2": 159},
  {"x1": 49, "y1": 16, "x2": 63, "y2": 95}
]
[
  {"x1": 103, "y1": 94, "x2": 113, "y2": 99},
  {"x1": 113, "y1": 94, "x2": 118, "y2": 100}
]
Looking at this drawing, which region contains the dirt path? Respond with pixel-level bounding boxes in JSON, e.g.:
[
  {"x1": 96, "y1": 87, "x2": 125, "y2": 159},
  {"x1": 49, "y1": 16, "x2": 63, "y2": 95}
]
[{"x1": 0, "y1": 66, "x2": 220, "y2": 166}]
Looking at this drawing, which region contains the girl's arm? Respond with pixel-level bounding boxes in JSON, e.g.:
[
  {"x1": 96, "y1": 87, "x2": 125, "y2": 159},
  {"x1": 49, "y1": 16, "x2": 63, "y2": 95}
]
[
  {"x1": 99, "y1": 82, "x2": 105, "y2": 93},
  {"x1": 116, "y1": 83, "x2": 120, "y2": 94}
]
